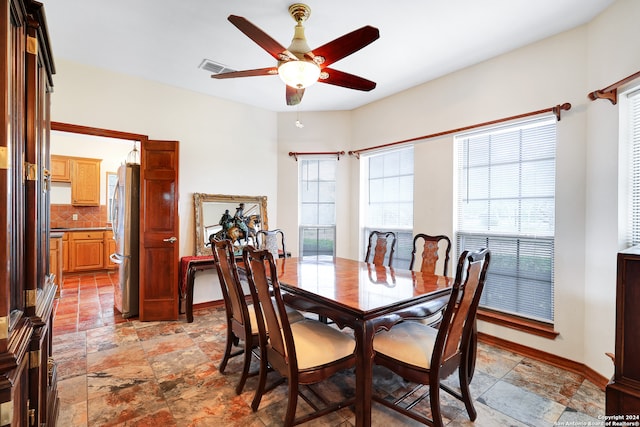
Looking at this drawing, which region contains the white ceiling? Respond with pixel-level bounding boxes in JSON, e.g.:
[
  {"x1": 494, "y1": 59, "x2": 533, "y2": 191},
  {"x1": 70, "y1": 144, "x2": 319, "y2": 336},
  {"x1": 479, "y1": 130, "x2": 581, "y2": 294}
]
[{"x1": 44, "y1": 0, "x2": 614, "y2": 113}]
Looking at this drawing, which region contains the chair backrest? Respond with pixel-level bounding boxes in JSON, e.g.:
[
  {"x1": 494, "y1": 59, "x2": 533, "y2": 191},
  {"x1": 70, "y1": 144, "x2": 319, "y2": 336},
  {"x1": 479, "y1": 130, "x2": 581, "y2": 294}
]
[
  {"x1": 364, "y1": 230, "x2": 397, "y2": 267},
  {"x1": 410, "y1": 234, "x2": 452, "y2": 276},
  {"x1": 256, "y1": 229, "x2": 287, "y2": 259},
  {"x1": 243, "y1": 246, "x2": 297, "y2": 376},
  {"x1": 433, "y1": 248, "x2": 490, "y2": 371},
  {"x1": 210, "y1": 237, "x2": 250, "y2": 331}
]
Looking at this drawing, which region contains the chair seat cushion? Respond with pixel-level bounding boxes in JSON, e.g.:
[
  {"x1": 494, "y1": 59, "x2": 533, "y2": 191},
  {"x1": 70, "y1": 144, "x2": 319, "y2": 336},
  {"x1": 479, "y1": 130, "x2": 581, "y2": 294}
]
[
  {"x1": 373, "y1": 321, "x2": 438, "y2": 369},
  {"x1": 248, "y1": 301, "x2": 304, "y2": 334},
  {"x1": 404, "y1": 295, "x2": 448, "y2": 326},
  {"x1": 290, "y1": 319, "x2": 355, "y2": 370},
  {"x1": 410, "y1": 311, "x2": 443, "y2": 326},
  {"x1": 283, "y1": 305, "x2": 305, "y2": 323},
  {"x1": 277, "y1": 296, "x2": 306, "y2": 324}
]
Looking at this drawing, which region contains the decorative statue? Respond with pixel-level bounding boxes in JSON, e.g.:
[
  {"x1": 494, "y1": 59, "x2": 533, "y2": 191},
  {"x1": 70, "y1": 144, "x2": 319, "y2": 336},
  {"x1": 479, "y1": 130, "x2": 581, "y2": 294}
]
[
  {"x1": 233, "y1": 203, "x2": 249, "y2": 236},
  {"x1": 219, "y1": 209, "x2": 233, "y2": 231},
  {"x1": 215, "y1": 203, "x2": 259, "y2": 245}
]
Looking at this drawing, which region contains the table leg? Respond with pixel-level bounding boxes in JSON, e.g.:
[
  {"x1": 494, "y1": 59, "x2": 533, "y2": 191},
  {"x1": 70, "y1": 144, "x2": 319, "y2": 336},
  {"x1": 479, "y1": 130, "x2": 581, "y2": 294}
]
[
  {"x1": 353, "y1": 320, "x2": 375, "y2": 427},
  {"x1": 186, "y1": 266, "x2": 196, "y2": 323}
]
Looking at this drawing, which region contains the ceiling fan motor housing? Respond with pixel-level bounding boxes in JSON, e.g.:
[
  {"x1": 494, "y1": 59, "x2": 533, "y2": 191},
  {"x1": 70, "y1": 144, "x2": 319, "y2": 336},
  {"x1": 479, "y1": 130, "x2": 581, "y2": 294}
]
[{"x1": 288, "y1": 3, "x2": 311, "y2": 24}]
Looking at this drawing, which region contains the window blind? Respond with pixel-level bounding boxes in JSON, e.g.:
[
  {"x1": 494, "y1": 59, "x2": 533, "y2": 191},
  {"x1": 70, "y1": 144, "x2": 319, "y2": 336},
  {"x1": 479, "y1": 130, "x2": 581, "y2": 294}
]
[
  {"x1": 456, "y1": 117, "x2": 556, "y2": 322},
  {"x1": 628, "y1": 89, "x2": 640, "y2": 246},
  {"x1": 363, "y1": 147, "x2": 414, "y2": 268}
]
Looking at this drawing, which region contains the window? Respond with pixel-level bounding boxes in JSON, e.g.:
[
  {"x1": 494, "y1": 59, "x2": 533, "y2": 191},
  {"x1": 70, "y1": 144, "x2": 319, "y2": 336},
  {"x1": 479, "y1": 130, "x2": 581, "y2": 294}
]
[
  {"x1": 626, "y1": 88, "x2": 640, "y2": 246},
  {"x1": 361, "y1": 147, "x2": 414, "y2": 268},
  {"x1": 299, "y1": 159, "x2": 337, "y2": 256},
  {"x1": 455, "y1": 117, "x2": 556, "y2": 323}
]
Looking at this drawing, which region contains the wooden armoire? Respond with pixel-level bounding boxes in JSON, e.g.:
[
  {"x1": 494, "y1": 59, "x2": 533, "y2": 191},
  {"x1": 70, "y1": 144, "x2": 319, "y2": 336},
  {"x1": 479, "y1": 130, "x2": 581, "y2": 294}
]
[
  {"x1": 606, "y1": 246, "x2": 640, "y2": 414},
  {"x1": 0, "y1": 0, "x2": 58, "y2": 426}
]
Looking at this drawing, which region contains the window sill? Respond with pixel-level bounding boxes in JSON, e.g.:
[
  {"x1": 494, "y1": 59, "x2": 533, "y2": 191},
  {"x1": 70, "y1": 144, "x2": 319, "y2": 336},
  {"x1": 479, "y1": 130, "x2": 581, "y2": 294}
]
[{"x1": 477, "y1": 308, "x2": 559, "y2": 339}]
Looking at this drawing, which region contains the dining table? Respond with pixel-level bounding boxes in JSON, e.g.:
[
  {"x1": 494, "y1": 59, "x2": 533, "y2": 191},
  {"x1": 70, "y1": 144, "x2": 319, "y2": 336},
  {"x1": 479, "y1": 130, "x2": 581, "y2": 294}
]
[{"x1": 272, "y1": 256, "x2": 455, "y2": 427}]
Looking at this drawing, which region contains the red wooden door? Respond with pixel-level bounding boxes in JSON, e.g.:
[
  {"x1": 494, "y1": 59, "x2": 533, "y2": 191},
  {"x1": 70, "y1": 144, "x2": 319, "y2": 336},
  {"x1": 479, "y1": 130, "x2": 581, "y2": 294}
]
[{"x1": 139, "y1": 139, "x2": 179, "y2": 321}]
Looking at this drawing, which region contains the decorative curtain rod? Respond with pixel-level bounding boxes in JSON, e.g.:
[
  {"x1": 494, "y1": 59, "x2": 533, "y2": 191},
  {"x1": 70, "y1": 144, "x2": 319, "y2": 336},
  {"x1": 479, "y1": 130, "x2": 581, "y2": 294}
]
[
  {"x1": 288, "y1": 151, "x2": 345, "y2": 161},
  {"x1": 348, "y1": 103, "x2": 571, "y2": 159},
  {"x1": 588, "y1": 70, "x2": 640, "y2": 105}
]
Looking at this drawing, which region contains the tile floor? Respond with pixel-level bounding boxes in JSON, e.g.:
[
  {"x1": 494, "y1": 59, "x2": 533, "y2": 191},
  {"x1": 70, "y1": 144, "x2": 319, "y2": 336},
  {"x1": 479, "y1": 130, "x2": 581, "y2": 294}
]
[{"x1": 53, "y1": 271, "x2": 606, "y2": 426}]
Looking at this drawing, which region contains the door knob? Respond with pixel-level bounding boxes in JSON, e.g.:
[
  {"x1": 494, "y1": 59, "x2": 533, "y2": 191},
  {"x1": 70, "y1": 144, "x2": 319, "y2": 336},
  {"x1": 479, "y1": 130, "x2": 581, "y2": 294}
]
[{"x1": 163, "y1": 236, "x2": 177, "y2": 243}]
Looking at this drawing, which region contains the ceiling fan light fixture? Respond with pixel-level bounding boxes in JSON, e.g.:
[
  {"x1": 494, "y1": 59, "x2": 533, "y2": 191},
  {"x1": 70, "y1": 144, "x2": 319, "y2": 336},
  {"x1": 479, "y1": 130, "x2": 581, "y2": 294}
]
[{"x1": 278, "y1": 60, "x2": 321, "y2": 89}]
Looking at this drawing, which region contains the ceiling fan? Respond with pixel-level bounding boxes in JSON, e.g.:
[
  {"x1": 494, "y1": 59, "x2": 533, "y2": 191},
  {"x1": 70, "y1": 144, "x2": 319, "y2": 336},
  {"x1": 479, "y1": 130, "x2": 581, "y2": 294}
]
[{"x1": 211, "y1": 3, "x2": 380, "y2": 106}]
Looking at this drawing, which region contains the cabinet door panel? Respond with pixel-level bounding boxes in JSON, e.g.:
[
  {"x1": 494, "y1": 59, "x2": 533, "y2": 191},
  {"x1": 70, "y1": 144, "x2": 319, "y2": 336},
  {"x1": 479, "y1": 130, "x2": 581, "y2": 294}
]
[
  {"x1": 50, "y1": 155, "x2": 71, "y2": 182},
  {"x1": 62, "y1": 234, "x2": 69, "y2": 272},
  {"x1": 71, "y1": 158, "x2": 101, "y2": 206},
  {"x1": 104, "y1": 230, "x2": 117, "y2": 269},
  {"x1": 71, "y1": 240, "x2": 104, "y2": 271}
]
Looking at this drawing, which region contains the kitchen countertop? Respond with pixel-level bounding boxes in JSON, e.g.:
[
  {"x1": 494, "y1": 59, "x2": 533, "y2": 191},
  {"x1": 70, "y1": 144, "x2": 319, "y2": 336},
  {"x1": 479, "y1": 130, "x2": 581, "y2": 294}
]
[{"x1": 50, "y1": 227, "x2": 112, "y2": 232}]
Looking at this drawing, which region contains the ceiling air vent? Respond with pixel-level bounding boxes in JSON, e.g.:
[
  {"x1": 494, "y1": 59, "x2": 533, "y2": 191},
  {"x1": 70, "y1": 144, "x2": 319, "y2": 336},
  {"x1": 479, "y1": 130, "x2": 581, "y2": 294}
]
[{"x1": 199, "y1": 59, "x2": 235, "y2": 75}]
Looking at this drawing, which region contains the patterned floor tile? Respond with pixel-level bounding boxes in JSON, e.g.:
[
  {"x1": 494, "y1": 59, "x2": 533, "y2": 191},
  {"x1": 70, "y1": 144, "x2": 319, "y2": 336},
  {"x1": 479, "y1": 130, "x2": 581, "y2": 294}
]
[
  {"x1": 503, "y1": 358, "x2": 584, "y2": 406},
  {"x1": 52, "y1": 272, "x2": 606, "y2": 427},
  {"x1": 478, "y1": 380, "x2": 566, "y2": 426}
]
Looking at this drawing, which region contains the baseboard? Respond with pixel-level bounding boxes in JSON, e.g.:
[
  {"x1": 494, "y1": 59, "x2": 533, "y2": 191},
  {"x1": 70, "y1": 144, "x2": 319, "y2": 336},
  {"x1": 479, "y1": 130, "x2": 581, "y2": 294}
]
[
  {"x1": 193, "y1": 300, "x2": 225, "y2": 310},
  {"x1": 478, "y1": 332, "x2": 609, "y2": 390}
]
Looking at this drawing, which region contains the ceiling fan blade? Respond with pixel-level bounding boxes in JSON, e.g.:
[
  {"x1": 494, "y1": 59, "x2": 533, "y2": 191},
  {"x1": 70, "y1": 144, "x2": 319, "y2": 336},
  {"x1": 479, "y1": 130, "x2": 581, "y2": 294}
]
[
  {"x1": 319, "y1": 68, "x2": 376, "y2": 91},
  {"x1": 228, "y1": 15, "x2": 297, "y2": 61},
  {"x1": 211, "y1": 67, "x2": 278, "y2": 79},
  {"x1": 306, "y1": 26, "x2": 379, "y2": 68},
  {"x1": 286, "y1": 86, "x2": 304, "y2": 106}
]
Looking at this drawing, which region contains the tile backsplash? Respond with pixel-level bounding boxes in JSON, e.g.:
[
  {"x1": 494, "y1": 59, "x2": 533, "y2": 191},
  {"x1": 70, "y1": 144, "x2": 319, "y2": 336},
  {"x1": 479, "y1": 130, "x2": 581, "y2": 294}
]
[{"x1": 50, "y1": 204, "x2": 109, "y2": 229}]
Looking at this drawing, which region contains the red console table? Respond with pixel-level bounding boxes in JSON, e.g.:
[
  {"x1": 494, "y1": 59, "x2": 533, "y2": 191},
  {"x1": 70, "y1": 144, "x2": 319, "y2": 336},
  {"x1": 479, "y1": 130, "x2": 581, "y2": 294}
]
[{"x1": 179, "y1": 255, "x2": 215, "y2": 323}]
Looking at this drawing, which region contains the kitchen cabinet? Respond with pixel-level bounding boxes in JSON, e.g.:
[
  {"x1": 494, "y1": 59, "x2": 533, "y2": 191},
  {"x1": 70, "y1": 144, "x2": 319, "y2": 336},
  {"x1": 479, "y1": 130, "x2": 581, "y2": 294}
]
[
  {"x1": 69, "y1": 231, "x2": 105, "y2": 271},
  {"x1": 62, "y1": 232, "x2": 69, "y2": 273},
  {"x1": 49, "y1": 234, "x2": 63, "y2": 296},
  {"x1": 0, "y1": 1, "x2": 58, "y2": 425},
  {"x1": 71, "y1": 157, "x2": 101, "y2": 206},
  {"x1": 51, "y1": 155, "x2": 102, "y2": 205},
  {"x1": 104, "y1": 230, "x2": 117, "y2": 269},
  {"x1": 63, "y1": 230, "x2": 117, "y2": 272},
  {"x1": 50, "y1": 154, "x2": 72, "y2": 182}
]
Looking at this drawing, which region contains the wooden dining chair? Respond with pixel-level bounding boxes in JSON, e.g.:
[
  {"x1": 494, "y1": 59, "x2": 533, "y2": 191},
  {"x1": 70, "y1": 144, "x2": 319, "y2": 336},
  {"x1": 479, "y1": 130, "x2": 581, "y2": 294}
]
[
  {"x1": 210, "y1": 237, "x2": 303, "y2": 396},
  {"x1": 372, "y1": 248, "x2": 491, "y2": 426},
  {"x1": 364, "y1": 230, "x2": 397, "y2": 266},
  {"x1": 410, "y1": 233, "x2": 452, "y2": 275},
  {"x1": 256, "y1": 228, "x2": 289, "y2": 259},
  {"x1": 408, "y1": 234, "x2": 452, "y2": 327},
  {"x1": 242, "y1": 246, "x2": 356, "y2": 426}
]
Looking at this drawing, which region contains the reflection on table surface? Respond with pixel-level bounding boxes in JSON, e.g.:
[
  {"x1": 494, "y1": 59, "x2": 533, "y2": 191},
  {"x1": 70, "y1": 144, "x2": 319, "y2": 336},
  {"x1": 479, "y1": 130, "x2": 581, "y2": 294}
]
[{"x1": 274, "y1": 256, "x2": 452, "y2": 312}]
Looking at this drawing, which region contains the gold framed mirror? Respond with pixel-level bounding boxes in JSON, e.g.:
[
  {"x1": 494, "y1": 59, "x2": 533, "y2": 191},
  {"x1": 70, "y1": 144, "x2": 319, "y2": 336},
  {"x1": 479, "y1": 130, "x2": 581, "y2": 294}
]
[{"x1": 193, "y1": 193, "x2": 268, "y2": 255}]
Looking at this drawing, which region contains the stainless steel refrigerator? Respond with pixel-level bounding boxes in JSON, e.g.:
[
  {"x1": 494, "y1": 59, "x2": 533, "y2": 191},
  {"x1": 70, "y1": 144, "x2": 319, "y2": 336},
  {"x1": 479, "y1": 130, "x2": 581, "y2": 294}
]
[{"x1": 110, "y1": 163, "x2": 140, "y2": 318}]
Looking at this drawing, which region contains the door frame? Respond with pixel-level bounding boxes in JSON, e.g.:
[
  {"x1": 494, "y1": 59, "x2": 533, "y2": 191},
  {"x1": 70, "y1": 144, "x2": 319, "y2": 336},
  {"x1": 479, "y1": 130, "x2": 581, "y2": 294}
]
[{"x1": 50, "y1": 122, "x2": 151, "y2": 319}]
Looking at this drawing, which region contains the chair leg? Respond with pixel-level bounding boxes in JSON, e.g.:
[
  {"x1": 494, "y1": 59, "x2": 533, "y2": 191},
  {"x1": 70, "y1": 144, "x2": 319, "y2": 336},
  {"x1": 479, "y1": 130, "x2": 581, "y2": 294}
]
[
  {"x1": 429, "y1": 381, "x2": 444, "y2": 427},
  {"x1": 235, "y1": 343, "x2": 253, "y2": 395},
  {"x1": 458, "y1": 366, "x2": 477, "y2": 421},
  {"x1": 466, "y1": 323, "x2": 478, "y2": 381},
  {"x1": 458, "y1": 329, "x2": 478, "y2": 421},
  {"x1": 219, "y1": 324, "x2": 234, "y2": 373},
  {"x1": 284, "y1": 380, "x2": 299, "y2": 427},
  {"x1": 251, "y1": 346, "x2": 269, "y2": 412}
]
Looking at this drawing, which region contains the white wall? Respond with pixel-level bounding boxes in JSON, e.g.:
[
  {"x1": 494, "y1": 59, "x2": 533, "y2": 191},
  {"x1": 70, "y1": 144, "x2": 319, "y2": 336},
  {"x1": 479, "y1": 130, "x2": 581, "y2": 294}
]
[
  {"x1": 49, "y1": 0, "x2": 640, "y2": 378},
  {"x1": 50, "y1": 58, "x2": 278, "y2": 303},
  {"x1": 274, "y1": 0, "x2": 640, "y2": 378},
  {"x1": 584, "y1": 0, "x2": 640, "y2": 378},
  {"x1": 276, "y1": 111, "x2": 353, "y2": 257}
]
